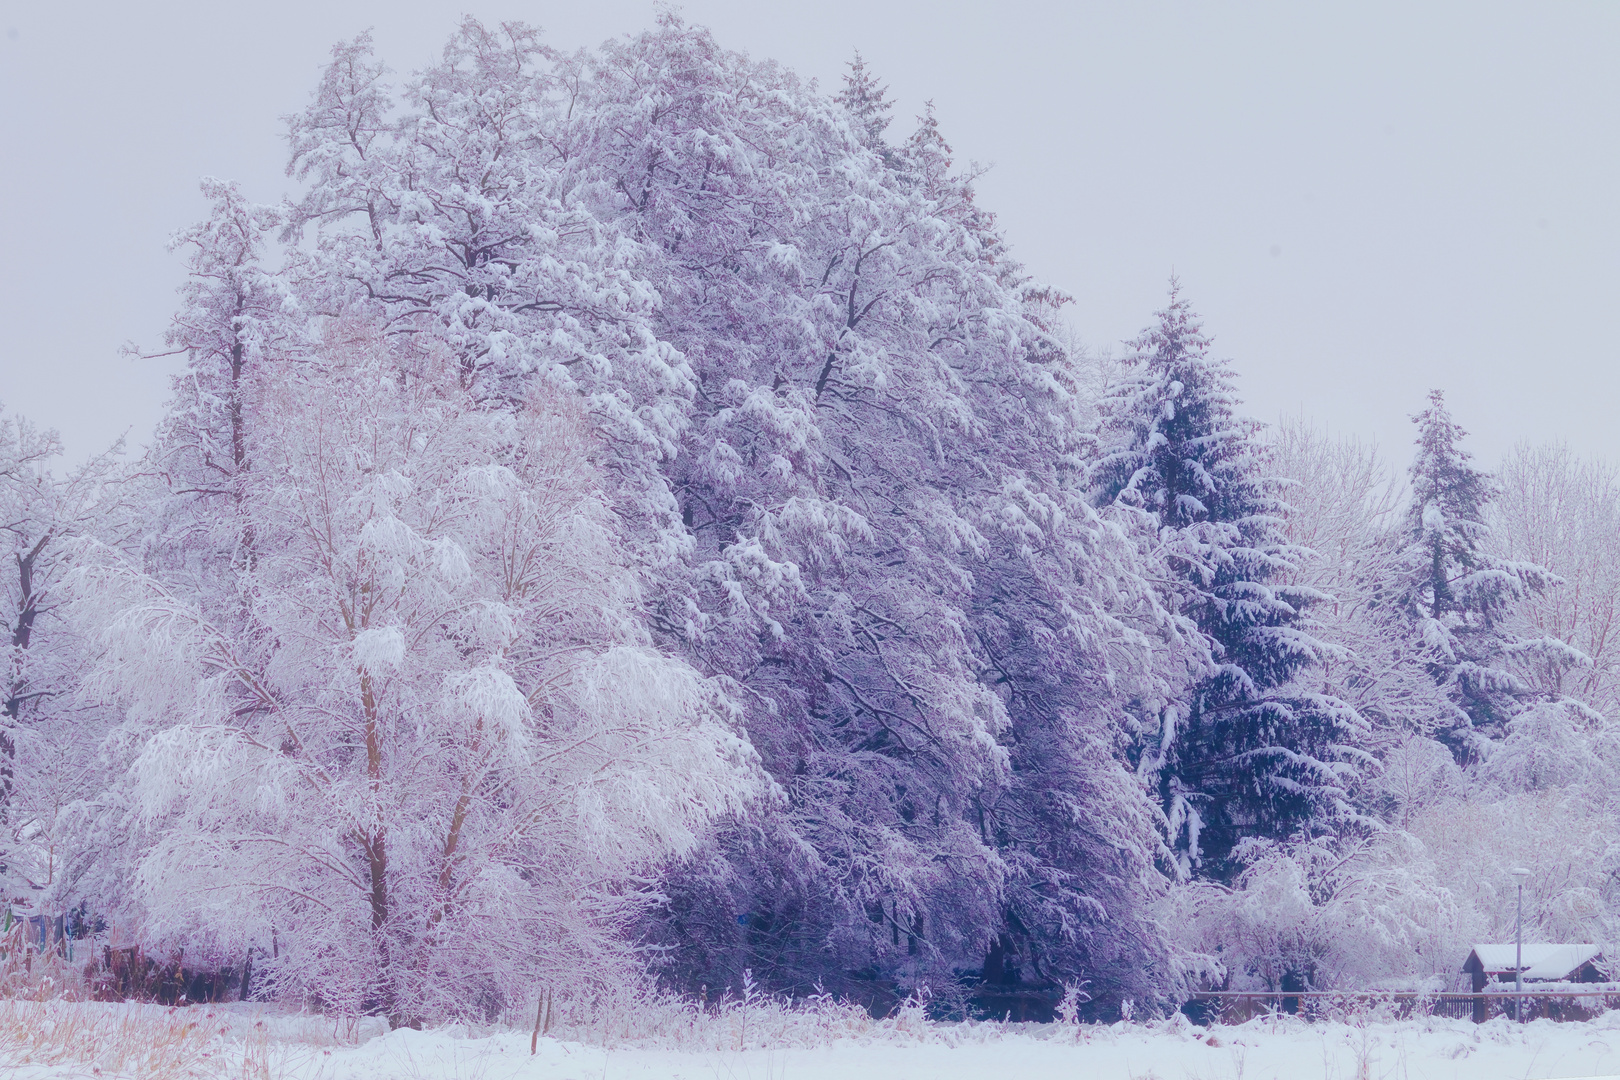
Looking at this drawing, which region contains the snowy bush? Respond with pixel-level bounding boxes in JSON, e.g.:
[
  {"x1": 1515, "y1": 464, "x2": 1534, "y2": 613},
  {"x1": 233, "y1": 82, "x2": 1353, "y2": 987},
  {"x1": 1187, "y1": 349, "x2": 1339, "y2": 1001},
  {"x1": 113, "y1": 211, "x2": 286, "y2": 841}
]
[{"x1": 1164, "y1": 832, "x2": 1456, "y2": 991}]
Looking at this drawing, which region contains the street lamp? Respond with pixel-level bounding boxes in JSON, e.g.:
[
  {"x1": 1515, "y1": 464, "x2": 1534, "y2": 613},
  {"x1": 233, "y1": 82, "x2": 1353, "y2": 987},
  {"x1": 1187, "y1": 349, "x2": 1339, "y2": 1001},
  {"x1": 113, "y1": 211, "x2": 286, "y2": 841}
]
[{"x1": 1511, "y1": 867, "x2": 1533, "y2": 1022}]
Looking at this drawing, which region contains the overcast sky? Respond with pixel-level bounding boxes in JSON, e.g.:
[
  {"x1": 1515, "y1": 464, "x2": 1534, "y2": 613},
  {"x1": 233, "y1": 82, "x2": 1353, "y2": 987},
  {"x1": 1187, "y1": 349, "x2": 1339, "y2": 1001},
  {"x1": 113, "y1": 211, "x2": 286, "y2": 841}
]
[{"x1": 2, "y1": 1, "x2": 1615, "y2": 471}]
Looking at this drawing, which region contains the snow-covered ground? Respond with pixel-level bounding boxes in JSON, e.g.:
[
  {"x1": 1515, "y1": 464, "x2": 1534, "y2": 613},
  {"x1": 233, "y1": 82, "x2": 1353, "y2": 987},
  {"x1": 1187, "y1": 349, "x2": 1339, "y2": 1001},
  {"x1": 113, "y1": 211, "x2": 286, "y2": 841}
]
[{"x1": 11, "y1": 1000, "x2": 1620, "y2": 1080}]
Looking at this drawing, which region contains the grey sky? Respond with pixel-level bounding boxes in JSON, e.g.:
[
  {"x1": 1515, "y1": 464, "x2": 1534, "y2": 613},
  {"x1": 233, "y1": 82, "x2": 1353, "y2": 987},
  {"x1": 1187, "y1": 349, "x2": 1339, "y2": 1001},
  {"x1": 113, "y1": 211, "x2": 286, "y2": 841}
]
[{"x1": 2, "y1": 1, "x2": 1615, "y2": 471}]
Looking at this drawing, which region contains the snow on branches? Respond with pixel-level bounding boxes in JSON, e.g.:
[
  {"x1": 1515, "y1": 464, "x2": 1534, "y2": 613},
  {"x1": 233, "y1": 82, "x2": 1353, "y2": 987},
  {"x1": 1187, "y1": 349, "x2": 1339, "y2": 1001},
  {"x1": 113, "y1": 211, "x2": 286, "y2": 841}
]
[{"x1": 69, "y1": 320, "x2": 759, "y2": 1023}]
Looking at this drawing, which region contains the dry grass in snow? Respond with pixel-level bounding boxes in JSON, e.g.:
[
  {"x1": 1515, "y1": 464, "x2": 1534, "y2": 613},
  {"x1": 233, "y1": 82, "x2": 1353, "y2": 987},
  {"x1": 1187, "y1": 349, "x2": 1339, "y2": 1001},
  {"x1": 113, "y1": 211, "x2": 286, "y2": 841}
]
[
  {"x1": 0, "y1": 998, "x2": 387, "y2": 1079},
  {"x1": 9, "y1": 994, "x2": 1620, "y2": 1079}
]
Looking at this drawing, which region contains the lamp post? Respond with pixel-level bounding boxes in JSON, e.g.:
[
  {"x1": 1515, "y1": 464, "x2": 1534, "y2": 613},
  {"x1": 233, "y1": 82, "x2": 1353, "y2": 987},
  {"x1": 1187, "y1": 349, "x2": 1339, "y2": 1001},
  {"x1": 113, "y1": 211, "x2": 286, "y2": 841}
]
[{"x1": 1511, "y1": 867, "x2": 1533, "y2": 1022}]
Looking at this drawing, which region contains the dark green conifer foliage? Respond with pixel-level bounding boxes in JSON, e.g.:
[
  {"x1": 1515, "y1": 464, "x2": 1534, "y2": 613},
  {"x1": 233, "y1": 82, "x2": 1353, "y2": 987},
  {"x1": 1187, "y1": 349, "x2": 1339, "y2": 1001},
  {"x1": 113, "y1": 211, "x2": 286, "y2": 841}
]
[{"x1": 1095, "y1": 283, "x2": 1364, "y2": 878}]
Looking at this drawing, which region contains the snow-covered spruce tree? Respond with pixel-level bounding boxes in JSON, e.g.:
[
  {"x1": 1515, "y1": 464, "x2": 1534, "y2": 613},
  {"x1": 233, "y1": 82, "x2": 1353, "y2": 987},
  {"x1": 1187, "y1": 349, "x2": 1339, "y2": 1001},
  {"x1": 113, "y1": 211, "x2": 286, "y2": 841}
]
[
  {"x1": 1093, "y1": 284, "x2": 1365, "y2": 879},
  {"x1": 1394, "y1": 390, "x2": 1568, "y2": 760},
  {"x1": 834, "y1": 52, "x2": 895, "y2": 159},
  {"x1": 1265, "y1": 418, "x2": 1460, "y2": 835},
  {"x1": 69, "y1": 318, "x2": 759, "y2": 1024}
]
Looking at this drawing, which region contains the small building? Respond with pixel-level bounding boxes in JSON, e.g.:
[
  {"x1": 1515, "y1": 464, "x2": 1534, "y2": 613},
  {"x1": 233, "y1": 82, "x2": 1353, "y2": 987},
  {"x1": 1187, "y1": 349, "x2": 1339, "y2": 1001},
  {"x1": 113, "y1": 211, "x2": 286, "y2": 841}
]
[{"x1": 1462, "y1": 944, "x2": 1605, "y2": 1022}]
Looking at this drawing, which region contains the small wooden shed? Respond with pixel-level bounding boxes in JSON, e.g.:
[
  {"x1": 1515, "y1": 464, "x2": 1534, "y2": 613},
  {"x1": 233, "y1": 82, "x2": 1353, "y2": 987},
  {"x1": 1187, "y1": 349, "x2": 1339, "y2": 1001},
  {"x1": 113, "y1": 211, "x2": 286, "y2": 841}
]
[{"x1": 1462, "y1": 943, "x2": 1604, "y2": 1022}]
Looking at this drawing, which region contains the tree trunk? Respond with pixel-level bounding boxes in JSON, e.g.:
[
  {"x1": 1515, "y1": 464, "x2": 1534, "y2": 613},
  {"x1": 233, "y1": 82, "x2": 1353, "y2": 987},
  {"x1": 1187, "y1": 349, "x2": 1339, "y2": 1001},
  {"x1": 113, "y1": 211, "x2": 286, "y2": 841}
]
[
  {"x1": 359, "y1": 670, "x2": 395, "y2": 1021},
  {"x1": 1, "y1": 535, "x2": 49, "y2": 863}
]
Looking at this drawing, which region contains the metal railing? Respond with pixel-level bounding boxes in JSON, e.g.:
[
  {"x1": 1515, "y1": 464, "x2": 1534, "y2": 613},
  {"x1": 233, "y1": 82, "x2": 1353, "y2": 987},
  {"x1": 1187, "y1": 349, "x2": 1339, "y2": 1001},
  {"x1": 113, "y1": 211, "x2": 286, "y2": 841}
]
[{"x1": 1188, "y1": 989, "x2": 1620, "y2": 1024}]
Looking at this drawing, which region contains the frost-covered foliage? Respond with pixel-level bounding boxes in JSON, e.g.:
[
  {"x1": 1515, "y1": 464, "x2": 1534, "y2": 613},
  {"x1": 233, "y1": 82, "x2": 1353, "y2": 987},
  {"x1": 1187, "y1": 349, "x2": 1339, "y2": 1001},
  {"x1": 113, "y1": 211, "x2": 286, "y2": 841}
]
[
  {"x1": 1268, "y1": 420, "x2": 1453, "y2": 740},
  {"x1": 578, "y1": 28, "x2": 1184, "y2": 1002},
  {"x1": 0, "y1": 15, "x2": 1193, "y2": 1017},
  {"x1": 1166, "y1": 700, "x2": 1620, "y2": 989},
  {"x1": 1369, "y1": 735, "x2": 1466, "y2": 828},
  {"x1": 67, "y1": 321, "x2": 759, "y2": 1024},
  {"x1": 80, "y1": 15, "x2": 1191, "y2": 1010},
  {"x1": 1093, "y1": 287, "x2": 1364, "y2": 878},
  {"x1": 1410, "y1": 789, "x2": 1620, "y2": 952},
  {"x1": 1164, "y1": 832, "x2": 1456, "y2": 991},
  {"x1": 0, "y1": 408, "x2": 127, "y2": 906},
  {"x1": 1166, "y1": 406, "x2": 1620, "y2": 993},
  {"x1": 1492, "y1": 443, "x2": 1620, "y2": 718}
]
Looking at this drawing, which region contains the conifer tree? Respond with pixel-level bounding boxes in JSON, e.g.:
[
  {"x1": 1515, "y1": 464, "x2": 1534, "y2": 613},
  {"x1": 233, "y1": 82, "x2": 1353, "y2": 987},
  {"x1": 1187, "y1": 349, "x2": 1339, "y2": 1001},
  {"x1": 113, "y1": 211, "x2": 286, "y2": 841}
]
[
  {"x1": 1094, "y1": 283, "x2": 1364, "y2": 878},
  {"x1": 834, "y1": 52, "x2": 894, "y2": 156},
  {"x1": 1395, "y1": 390, "x2": 1563, "y2": 759}
]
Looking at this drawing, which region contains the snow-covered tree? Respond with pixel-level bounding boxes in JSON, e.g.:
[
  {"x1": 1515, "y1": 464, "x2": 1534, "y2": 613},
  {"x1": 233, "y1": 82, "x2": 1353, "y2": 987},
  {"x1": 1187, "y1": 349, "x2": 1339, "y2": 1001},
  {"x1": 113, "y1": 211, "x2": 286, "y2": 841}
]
[
  {"x1": 0, "y1": 411, "x2": 127, "y2": 905},
  {"x1": 156, "y1": 178, "x2": 291, "y2": 517},
  {"x1": 1394, "y1": 391, "x2": 1566, "y2": 758},
  {"x1": 834, "y1": 52, "x2": 895, "y2": 156},
  {"x1": 1268, "y1": 419, "x2": 1451, "y2": 739},
  {"x1": 1164, "y1": 831, "x2": 1458, "y2": 991},
  {"x1": 1369, "y1": 735, "x2": 1466, "y2": 829},
  {"x1": 281, "y1": 23, "x2": 692, "y2": 575},
  {"x1": 0, "y1": 415, "x2": 68, "y2": 837},
  {"x1": 1491, "y1": 442, "x2": 1620, "y2": 718},
  {"x1": 562, "y1": 16, "x2": 1182, "y2": 1003},
  {"x1": 70, "y1": 318, "x2": 759, "y2": 1023},
  {"x1": 144, "y1": 175, "x2": 299, "y2": 644},
  {"x1": 1093, "y1": 285, "x2": 1365, "y2": 878},
  {"x1": 1408, "y1": 784, "x2": 1620, "y2": 954}
]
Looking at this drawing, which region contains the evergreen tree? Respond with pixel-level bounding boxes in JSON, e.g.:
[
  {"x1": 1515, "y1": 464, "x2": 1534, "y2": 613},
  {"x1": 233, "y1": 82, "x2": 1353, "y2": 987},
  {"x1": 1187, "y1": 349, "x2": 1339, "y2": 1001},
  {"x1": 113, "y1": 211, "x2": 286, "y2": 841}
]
[
  {"x1": 1094, "y1": 283, "x2": 1364, "y2": 879},
  {"x1": 1267, "y1": 418, "x2": 1456, "y2": 741},
  {"x1": 1395, "y1": 390, "x2": 1563, "y2": 760},
  {"x1": 834, "y1": 52, "x2": 894, "y2": 157}
]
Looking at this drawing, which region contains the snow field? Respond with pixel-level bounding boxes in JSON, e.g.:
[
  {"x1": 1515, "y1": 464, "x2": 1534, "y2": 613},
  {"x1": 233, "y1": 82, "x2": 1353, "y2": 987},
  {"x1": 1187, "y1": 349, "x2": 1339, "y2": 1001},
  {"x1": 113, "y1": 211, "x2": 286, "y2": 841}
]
[{"x1": 11, "y1": 1000, "x2": 1620, "y2": 1080}]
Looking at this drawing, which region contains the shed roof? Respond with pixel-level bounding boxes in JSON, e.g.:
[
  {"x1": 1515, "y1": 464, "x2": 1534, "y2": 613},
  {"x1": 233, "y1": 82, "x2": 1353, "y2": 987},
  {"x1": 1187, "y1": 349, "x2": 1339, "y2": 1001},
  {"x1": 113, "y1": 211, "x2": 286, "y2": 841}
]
[{"x1": 1466, "y1": 944, "x2": 1602, "y2": 979}]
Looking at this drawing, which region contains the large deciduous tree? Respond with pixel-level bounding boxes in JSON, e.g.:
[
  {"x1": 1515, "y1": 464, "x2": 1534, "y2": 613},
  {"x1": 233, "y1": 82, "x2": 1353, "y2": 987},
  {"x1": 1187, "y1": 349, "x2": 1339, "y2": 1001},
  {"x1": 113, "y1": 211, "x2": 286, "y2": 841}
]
[
  {"x1": 0, "y1": 411, "x2": 127, "y2": 904},
  {"x1": 573, "y1": 23, "x2": 1185, "y2": 1004},
  {"x1": 71, "y1": 319, "x2": 758, "y2": 1024},
  {"x1": 1490, "y1": 442, "x2": 1620, "y2": 719}
]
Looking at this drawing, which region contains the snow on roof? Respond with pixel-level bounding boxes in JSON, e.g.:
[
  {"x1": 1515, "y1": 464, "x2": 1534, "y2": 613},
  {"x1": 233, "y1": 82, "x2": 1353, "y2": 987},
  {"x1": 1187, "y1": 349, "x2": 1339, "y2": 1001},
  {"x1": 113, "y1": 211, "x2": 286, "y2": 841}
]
[{"x1": 1468, "y1": 944, "x2": 1603, "y2": 979}]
